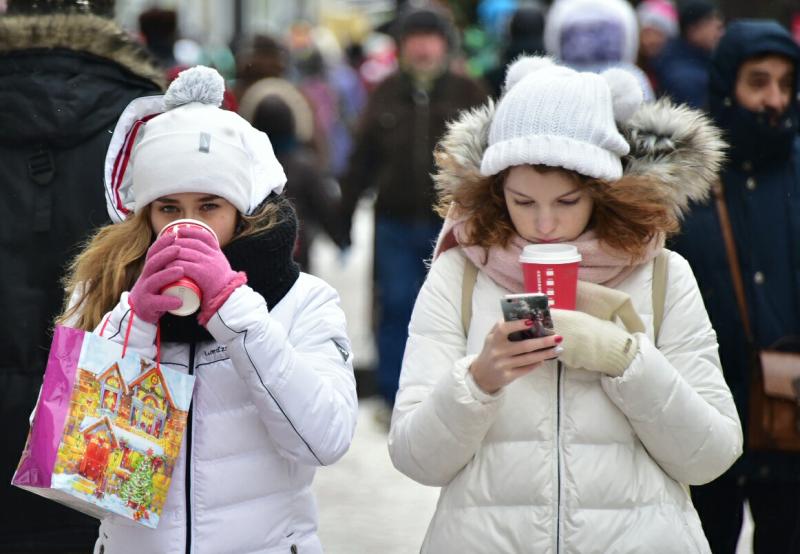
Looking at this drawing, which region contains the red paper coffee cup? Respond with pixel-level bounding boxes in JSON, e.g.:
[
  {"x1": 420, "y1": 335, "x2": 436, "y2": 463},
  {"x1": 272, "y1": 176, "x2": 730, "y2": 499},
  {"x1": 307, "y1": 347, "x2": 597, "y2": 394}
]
[
  {"x1": 156, "y1": 219, "x2": 218, "y2": 316},
  {"x1": 519, "y1": 244, "x2": 582, "y2": 310}
]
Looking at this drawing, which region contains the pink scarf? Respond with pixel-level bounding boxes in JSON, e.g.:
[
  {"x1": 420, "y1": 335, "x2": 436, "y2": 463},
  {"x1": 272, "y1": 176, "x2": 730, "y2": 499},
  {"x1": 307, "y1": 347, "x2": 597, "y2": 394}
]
[{"x1": 433, "y1": 215, "x2": 663, "y2": 292}]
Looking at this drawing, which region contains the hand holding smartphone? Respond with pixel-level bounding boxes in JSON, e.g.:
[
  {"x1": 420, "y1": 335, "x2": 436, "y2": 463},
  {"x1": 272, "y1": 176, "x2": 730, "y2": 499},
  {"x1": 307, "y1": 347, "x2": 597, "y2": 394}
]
[{"x1": 501, "y1": 293, "x2": 555, "y2": 342}]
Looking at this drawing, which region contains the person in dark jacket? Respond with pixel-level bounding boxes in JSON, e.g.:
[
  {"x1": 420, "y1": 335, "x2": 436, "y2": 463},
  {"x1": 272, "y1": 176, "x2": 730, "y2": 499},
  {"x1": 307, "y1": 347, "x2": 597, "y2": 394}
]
[
  {"x1": 483, "y1": 2, "x2": 546, "y2": 98},
  {"x1": 670, "y1": 20, "x2": 800, "y2": 554},
  {"x1": 653, "y1": 0, "x2": 723, "y2": 108},
  {"x1": 0, "y1": 1, "x2": 163, "y2": 551},
  {"x1": 240, "y1": 77, "x2": 345, "y2": 271},
  {"x1": 338, "y1": 5, "x2": 487, "y2": 410}
]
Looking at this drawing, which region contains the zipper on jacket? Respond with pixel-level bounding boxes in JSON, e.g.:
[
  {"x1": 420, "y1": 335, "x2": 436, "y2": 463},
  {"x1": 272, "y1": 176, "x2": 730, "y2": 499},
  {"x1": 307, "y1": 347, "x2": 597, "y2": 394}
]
[
  {"x1": 555, "y1": 361, "x2": 563, "y2": 554},
  {"x1": 185, "y1": 341, "x2": 196, "y2": 554}
]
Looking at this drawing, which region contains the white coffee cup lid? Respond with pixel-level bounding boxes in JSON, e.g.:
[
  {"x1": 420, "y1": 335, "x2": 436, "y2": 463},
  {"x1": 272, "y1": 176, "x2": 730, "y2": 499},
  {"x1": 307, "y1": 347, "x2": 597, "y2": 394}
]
[
  {"x1": 519, "y1": 244, "x2": 582, "y2": 264},
  {"x1": 157, "y1": 218, "x2": 218, "y2": 243}
]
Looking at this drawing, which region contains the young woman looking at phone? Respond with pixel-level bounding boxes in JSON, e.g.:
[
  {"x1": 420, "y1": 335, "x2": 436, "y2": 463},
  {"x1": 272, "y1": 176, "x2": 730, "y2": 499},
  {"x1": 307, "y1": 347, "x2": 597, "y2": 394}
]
[{"x1": 388, "y1": 57, "x2": 743, "y2": 553}]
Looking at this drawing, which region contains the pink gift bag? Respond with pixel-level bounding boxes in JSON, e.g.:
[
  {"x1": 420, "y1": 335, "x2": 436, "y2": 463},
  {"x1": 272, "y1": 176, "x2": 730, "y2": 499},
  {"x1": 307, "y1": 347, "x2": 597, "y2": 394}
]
[{"x1": 12, "y1": 316, "x2": 194, "y2": 528}]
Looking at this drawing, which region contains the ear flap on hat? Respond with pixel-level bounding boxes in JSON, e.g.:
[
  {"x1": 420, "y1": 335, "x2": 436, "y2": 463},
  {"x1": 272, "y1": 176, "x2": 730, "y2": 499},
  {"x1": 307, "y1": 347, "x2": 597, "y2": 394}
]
[
  {"x1": 104, "y1": 95, "x2": 165, "y2": 223},
  {"x1": 601, "y1": 67, "x2": 643, "y2": 123},
  {"x1": 239, "y1": 126, "x2": 287, "y2": 212}
]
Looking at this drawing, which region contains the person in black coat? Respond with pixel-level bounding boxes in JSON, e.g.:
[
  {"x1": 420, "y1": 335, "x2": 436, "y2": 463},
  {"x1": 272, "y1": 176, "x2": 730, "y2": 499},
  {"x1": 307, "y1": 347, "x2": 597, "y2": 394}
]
[
  {"x1": 242, "y1": 79, "x2": 345, "y2": 272},
  {"x1": 483, "y1": 2, "x2": 546, "y2": 98},
  {"x1": 653, "y1": 0, "x2": 723, "y2": 109},
  {"x1": 0, "y1": 1, "x2": 163, "y2": 551},
  {"x1": 670, "y1": 20, "x2": 800, "y2": 553},
  {"x1": 338, "y1": 6, "x2": 487, "y2": 411}
]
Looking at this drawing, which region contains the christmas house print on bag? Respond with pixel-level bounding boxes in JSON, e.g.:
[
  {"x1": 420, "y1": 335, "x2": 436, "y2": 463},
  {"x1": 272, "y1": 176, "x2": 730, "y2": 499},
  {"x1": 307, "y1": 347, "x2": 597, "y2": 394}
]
[{"x1": 51, "y1": 333, "x2": 193, "y2": 528}]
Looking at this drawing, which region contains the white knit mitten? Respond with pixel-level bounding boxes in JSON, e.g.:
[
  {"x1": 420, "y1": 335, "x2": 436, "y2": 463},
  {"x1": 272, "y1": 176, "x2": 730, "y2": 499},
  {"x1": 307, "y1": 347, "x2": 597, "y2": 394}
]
[{"x1": 552, "y1": 309, "x2": 638, "y2": 377}]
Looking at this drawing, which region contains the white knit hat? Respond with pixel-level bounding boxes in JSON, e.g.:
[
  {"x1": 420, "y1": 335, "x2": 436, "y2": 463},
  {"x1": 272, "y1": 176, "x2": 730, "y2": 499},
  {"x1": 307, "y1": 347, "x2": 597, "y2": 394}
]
[
  {"x1": 480, "y1": 56, "x2": 643, "y2": 181},
  {"x1": 104, "y1": 66, "x2": 286, "y2": 223}
]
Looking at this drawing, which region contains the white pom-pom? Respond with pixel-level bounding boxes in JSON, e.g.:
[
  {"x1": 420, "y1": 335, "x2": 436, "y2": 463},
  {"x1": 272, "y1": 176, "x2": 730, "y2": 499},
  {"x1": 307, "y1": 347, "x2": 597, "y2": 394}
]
[
  {"x1": 504, "y1": 56, "x2": 555, "y2": 92},
  {"x1": 164, "y1": 65, "x2": 225, "y2": 110},
  {"x1": 601, "y1": 67, "x2": 643, "y2": 123}
]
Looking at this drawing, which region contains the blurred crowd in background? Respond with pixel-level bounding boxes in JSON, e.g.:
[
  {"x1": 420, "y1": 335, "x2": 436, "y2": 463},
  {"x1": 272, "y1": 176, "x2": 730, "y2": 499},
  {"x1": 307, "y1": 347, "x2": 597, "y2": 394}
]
[{"x1": 2, "y1": 0, "x2": 800, "y2": 552}]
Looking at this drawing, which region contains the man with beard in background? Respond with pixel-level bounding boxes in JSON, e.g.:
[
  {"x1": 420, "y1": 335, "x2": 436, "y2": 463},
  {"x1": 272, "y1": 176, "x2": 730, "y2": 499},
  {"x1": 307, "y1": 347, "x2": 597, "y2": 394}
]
[{"x1": 671, "y1": 20, "x2": 800, "y2": 553}]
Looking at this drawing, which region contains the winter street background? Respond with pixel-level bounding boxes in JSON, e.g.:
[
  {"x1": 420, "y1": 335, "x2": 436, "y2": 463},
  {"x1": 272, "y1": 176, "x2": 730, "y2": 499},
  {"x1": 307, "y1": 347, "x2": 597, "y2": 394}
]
[{"x1": 309, "y1": 201, "x2": 755, "y2": 553}]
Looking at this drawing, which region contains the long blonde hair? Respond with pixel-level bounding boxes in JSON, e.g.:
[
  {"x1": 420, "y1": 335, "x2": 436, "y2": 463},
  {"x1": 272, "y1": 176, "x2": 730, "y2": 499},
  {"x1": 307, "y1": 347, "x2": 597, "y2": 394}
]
[{"x1": 58, "y1": 199, "x2": 284, "y2": 331}]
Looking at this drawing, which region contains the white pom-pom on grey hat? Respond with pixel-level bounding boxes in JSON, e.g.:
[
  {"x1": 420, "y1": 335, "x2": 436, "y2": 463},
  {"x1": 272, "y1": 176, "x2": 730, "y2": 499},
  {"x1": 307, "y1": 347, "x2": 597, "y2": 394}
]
[
  {"x1": 163, "y1": 65, "x2": 225, "y2": 110},
  {"x1": 602, "y1": 67, "x2": 643, "y2": 123},
  {"x1": 482, "y1": 57, "x2": 631, "y2": 181}
]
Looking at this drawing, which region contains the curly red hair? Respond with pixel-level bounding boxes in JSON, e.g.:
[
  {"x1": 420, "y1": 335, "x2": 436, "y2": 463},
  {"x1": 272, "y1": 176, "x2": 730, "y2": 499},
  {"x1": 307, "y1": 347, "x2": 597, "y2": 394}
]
[{"x1": 435, "y1": 160, "x2": 678, "y2": 261}]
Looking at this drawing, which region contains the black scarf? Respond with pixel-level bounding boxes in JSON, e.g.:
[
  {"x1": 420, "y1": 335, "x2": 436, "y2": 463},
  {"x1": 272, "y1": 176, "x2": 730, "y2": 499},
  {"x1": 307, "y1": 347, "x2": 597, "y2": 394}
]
[
  {"x1": 713, "y1": 102, "x2": 799, "y2": 170},
  {"x1": 159, "y1": 195, "x2": 300, "y2": 344}
]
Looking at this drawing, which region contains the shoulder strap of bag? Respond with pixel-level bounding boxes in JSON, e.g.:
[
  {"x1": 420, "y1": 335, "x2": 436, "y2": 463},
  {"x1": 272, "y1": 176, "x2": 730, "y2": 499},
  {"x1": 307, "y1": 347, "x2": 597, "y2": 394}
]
[
  {"x1": 713, "y1": 181, "x2": 754, "y2": 342},
  {"x1": 652, "y1": 250, "x2": 669, "y2": 346},
  {"x1": 461, "y1": 257, "x2": 479, "y2": 336}
]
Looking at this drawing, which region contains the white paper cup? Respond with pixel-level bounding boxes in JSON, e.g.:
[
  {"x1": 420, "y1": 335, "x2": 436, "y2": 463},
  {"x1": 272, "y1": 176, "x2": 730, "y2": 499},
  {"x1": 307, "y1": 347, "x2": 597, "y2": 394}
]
[{"x1": 156, "y1": 220, "x2": 218, "y2": 316}]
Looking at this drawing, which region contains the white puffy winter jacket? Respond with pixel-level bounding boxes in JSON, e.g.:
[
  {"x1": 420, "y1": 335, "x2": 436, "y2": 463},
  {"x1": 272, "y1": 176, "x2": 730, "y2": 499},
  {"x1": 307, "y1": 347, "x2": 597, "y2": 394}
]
[
  {"x1": 92, "y1": 274, "x2": 358, "y2": 554},
  {"x1": 389, "y1": 248, "x2": 742, "y2": 553}
]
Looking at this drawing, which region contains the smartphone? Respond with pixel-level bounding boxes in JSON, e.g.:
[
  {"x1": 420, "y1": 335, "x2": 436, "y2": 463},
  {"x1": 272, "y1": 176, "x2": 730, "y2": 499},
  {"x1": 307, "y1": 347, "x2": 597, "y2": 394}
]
[{"x1": 501, "y1": 293, "x2": 555, "y2": 342}]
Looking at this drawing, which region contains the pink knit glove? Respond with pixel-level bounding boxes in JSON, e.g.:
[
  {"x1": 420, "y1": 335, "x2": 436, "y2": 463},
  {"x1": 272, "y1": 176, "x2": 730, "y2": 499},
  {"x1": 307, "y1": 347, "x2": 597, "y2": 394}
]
[
  {"x1": 129, "y1": 233, "x2": 185, "y2": 324},
  {"x1": 171, "y1": 226, "x2": 248, "y2": 326}
]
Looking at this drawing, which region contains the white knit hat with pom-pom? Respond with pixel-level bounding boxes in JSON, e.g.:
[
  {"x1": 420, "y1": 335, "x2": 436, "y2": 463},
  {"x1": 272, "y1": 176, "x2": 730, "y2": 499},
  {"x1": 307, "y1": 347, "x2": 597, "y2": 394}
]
[
  {"x1": 481, "y1": 56, "x2": 643, "y2": 181},
  {"x1": 104, "y1": 65, "x2": 286, "y2": 223}
]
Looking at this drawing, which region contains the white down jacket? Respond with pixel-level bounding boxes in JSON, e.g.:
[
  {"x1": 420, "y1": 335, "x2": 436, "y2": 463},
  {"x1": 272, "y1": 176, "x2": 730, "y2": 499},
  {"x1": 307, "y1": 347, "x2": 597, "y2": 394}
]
[
  {"x1": 388, "y1": 248, "x2": 742, "y2": 553},
  {"x1": 91, "y1": 274, "x2": 357, "y2": 554}
]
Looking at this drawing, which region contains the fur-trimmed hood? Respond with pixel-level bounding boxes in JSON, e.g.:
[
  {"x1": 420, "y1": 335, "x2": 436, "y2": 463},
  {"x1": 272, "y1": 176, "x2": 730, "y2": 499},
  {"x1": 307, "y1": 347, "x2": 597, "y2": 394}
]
[
  {"x1": 434, "y1": 97, "x2": 727, "y2": 219},
  {"x1": 0, "y1": 14, "x2": 165, "y2": 88}
]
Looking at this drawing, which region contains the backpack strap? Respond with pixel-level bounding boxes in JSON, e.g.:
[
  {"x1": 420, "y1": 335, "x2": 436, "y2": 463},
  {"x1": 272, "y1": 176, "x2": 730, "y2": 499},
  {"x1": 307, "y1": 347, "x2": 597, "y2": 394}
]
[
  {"x1": 652, "y1": 250, "x2": 669, "y2": 347},
  {"x1": 461, "y1": 257, "x2": 479, "y2": 336}
]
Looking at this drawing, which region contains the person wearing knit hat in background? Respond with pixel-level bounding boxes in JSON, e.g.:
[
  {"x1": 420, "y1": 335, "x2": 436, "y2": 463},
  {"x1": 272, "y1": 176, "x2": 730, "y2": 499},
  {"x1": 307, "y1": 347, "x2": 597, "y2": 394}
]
[
  {"x1": 338, "y1": 4, "x2": 486, "y2": 423},
  {"x1": 0, "y1": 0, "x2": 163, "y2": 551},
  {"x1": 483, "y1": 1, "x2": 547, "y2": 98},
  {"x1": 636, "y1": 0, "x2": 679, "y2": 91},
  {"x1": 56, "y1": 66, "x2": 357, "y2": 554},
  {"x1": 239, "y1": 77, "x2": 347, "y2": 272},
  {"x1": 544, "y1": 0, "x2": 655, "y2": 101},
  {"x1": 671, "y1": 20, "x2": 800, "y2": 554},
  {"x1": 653, "y1": 0, "x2": 724, "y2": 109},
  {"x1": 388, "y1": 56, "x2": 741, "y2": 552}
]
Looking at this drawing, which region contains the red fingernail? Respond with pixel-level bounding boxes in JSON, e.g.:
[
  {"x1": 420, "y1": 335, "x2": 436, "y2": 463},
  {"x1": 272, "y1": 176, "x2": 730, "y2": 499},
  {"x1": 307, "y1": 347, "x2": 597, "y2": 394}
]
[
  {"x1": 525, "y1": 319, "x2": 534, "y2": 326},
  {"x1": 554, "y1": 335, "x2": 563, "y2": 344}
]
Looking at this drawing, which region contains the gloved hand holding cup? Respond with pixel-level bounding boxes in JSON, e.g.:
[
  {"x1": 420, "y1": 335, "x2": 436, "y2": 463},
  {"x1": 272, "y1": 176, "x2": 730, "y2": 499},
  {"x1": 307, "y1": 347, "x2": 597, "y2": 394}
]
[{"x1": 156, "y1": 219, "x2": 219, "y2": 316}]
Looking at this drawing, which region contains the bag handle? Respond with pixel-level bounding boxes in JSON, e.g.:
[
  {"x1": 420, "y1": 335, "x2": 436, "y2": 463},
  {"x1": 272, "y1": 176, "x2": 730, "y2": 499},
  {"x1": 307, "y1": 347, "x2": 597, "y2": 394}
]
[
  {"x1": 461, "y1": 257, "x2": 478, "y2": 336},
  {"x1": 713, "y1": 181, "x2": 754, "y2": 342},
  {"x1": 98, "y1": 308, "x2": 161, "y2": 369}
]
